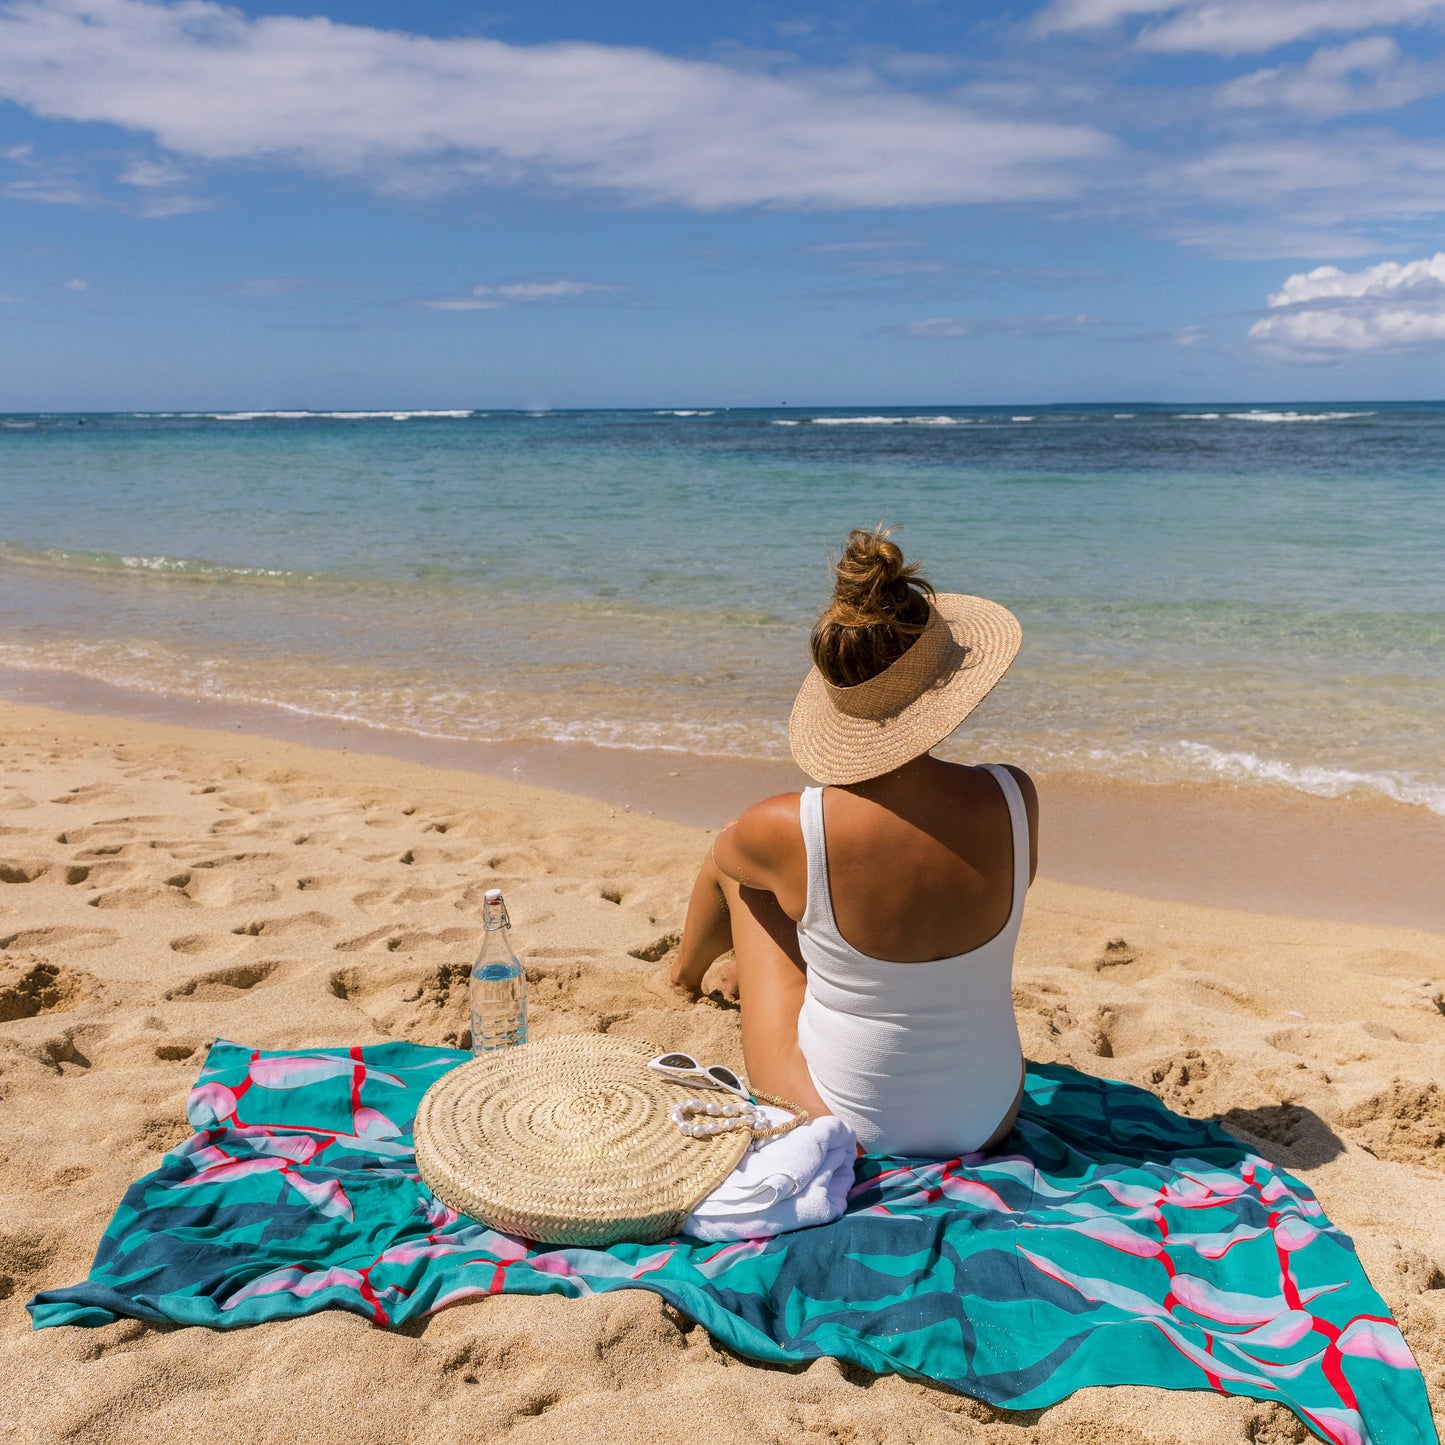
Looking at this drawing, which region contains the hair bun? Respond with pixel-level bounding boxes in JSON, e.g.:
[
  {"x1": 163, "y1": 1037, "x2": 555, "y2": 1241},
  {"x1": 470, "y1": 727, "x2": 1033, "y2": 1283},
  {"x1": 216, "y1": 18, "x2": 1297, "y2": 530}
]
[
  {"x1": 831, "y1": 527, "x2": 932, "y2": 626},
  {"x1": 811, "y1": 527, "x2": 936, "y2": 687}
]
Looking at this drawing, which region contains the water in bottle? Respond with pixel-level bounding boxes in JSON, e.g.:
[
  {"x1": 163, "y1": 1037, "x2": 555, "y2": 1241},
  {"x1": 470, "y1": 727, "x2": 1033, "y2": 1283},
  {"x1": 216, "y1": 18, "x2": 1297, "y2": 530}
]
[{"x1": 470, "y1": 888, "x2": 528, "y2": 1052}]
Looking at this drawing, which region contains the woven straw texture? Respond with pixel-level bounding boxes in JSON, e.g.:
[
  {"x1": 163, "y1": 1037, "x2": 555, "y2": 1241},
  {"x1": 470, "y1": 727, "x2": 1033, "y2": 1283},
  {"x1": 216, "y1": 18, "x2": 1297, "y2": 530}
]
[
  {"x1": 789, "y1": 593, "x2": 1022, "y2": 786},
  {"x1": 413, "y1": 1034, "x2": 752, "y2": 1246}
]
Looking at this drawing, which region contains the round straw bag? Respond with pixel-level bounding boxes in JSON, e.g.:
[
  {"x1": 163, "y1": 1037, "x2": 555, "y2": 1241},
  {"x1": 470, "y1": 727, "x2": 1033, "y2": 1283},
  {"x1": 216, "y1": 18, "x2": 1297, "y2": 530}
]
[{"x1": 414, "y1": 1034, "x2": 797, "y2": 1246}]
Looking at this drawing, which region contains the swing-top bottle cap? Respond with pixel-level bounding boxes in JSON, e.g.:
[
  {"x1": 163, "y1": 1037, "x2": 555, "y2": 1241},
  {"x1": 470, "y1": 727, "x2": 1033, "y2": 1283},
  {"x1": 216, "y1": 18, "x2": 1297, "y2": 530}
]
[{"x1": 483, "y1": 888, "x2": 504, "y2": 904}]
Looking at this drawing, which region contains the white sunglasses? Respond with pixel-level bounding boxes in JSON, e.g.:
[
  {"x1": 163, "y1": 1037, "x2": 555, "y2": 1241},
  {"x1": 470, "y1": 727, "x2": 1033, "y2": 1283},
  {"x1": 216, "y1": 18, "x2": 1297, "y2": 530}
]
[{"x1": 647, "y1": 1051, "x2": 750, "y2": 1101}]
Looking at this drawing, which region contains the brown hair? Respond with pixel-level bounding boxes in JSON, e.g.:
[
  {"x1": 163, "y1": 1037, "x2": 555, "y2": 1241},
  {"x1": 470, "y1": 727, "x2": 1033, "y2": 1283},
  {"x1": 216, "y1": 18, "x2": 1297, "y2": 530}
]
[{"x1": 811, "y1": 527, "x2": 935, "y2": 687}]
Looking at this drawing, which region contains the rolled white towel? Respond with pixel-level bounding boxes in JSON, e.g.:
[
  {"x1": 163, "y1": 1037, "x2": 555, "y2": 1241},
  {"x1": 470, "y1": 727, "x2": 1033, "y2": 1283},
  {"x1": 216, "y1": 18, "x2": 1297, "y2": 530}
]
[{"x1": 683, "y1": 1108, "x2": 857, "y2": 1241}]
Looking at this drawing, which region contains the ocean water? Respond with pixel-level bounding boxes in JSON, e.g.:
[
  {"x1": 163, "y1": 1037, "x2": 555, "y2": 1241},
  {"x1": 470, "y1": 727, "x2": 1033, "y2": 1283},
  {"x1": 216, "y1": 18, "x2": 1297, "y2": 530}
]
[{"x1": 1, "y1": 403, "x2": 1442, "y2": 813}]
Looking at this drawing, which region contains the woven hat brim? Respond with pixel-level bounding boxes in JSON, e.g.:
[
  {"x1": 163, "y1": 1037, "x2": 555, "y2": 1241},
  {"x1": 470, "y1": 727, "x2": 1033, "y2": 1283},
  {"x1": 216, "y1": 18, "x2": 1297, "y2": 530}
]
[
  {"x1": 788, "y1": 593, "x2": 1021, "y2": 786},
  {"x1": 413, "y1": 1034, "x2": 751, "y2": 1247}
]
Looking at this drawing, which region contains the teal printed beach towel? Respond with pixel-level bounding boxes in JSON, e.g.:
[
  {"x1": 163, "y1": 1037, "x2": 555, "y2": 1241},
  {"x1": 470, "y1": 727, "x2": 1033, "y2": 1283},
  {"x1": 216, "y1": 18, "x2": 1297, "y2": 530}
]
[{"x1": 30, "y1": 1041, "x2": 1436, "y2": 1445}]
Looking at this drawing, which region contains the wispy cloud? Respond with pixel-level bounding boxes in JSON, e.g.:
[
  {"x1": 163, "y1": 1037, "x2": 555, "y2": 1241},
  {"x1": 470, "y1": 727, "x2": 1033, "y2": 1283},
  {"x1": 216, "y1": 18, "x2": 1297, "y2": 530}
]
[
  {"x1": 1249, "y1": 251, "x2": 1445, "y2": 357},
  {"x1": 119, "y1": 157, "x2": 186, "y2": 188},
  {"x1": 117, "y1": 153, "x2": 212, "y2": 216},
  {"x1": 64, "y1": 277, "x2": 89, "y2": 290},
  {"x1": 899, "y1": 313, "x2": 1110, "y2": 338},
  {"x1": 0, "y1": 0, "x2": 1113, "y2": 210},
  {"x1": 416, "y1": 279, "x2": 619, "y2": 312},
  {"x1": 1036, "y1": 0, "x2": 1445, "y2": 55},
  {"x1": 1161, "y1": 133, "x2": 1445, "y2": 243},
  {"x1": 1, "y1": 143, "x2": 92, "y2": 206},
  {"x1": 226, "y1": 277, "x2": 335, "y2": 298},
  {"x1": 1164, "y1": 219, "x2": 1409, "y2": 260},
  {"x1": 1219, "y1": 37, "x2": 1442, "y2": 115}
]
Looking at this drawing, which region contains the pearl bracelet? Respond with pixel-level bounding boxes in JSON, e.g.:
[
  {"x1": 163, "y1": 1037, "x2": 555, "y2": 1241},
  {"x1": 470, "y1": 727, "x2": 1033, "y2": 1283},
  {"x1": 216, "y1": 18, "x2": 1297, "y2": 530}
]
[{"x1": 670, "y1": 1096, "x2": 760, "y2": 1138}]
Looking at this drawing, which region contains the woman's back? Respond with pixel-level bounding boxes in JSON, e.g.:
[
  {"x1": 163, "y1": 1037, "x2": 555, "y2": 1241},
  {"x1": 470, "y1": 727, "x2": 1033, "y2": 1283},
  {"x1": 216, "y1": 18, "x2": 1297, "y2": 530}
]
[
  {"x1": 795, "y1": 761, "x2": 1032, "y2": 1157},
  {"x1": 806, "y1": 759, "x2": 1034, "y2": 962}
]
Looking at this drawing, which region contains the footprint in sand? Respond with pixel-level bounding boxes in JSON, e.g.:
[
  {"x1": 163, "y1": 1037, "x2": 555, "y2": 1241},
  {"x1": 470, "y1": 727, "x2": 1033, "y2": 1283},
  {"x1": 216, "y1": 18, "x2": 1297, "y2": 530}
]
[
  {"x1": 1338, "y1": 1080, "x2": 1445, "y2": 1169},
  {"x1": 164, "y1": 961, "x2": 280, "y2": 1002},
  {"x1": 32, "y1": 1029, "x2": 94, "y2": 1074},
  {"x1": 627, "y1": 932, "x2": 681, "y2": 964},
  {"x1": 334, "y1": 924, "x2": 474, "y2": 960},
  {"x1": 87, "y1": 883, "x2": 196, "y2": 911},
  {"x1": 153, "y1": 1040, "x2": 202, "y2": 1061},
  {"x1": 49, "y1": 783, "x2": 132, "y2": 807},
  {"x1": 54, "y1": 823, "x2": 146, "y2": 847},
  {"x1": 1084, "y1": 936, "x2": 1161, "y2": 981},
  {"x1": 0, "y1": 860, "x2": 52, "y2": 884},
  {"x1": 169, "y1": 932, "x2": 247, "y2": 956},
  {"x1": 0, "y1": 961, "x2": 99, "y2": 1022},
  {"x1": 0, "y1": 925, "x2": 119, "y2": 954},
  {"x1": 330, "y1": 958, "x2": 471, "y2": 1047},
  {"x1": 351, "y1": 881, "x2": 449, "y2": 911},
  {"x1": 181, "y1": 870, "x2": 282, "y2": 908},
  {"x1": 230, "y1": 910, "x2": 335, "y2": 938},
  {"x1": 1218, "y1": 1101, "x2": 1345, "y2": 1168}
]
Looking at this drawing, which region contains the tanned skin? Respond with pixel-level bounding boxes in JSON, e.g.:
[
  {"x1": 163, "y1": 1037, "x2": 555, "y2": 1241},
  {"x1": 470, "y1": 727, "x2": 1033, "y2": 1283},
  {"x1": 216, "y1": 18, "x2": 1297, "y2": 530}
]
[{"x1": 667, "y1": 753, "x2": 1038, "y2": 1145}]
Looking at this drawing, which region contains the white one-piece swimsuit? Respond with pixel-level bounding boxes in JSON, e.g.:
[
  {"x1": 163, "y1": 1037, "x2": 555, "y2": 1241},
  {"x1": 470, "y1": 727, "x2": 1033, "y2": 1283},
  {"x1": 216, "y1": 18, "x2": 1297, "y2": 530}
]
[{"x1": 795, "y1": 763, "x2": 1028, "y2": 1158}]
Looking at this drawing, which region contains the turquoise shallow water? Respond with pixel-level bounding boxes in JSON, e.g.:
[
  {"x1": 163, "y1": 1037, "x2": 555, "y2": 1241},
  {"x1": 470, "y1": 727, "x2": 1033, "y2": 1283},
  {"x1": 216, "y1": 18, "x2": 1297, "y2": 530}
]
[{"x1": 1, "y1": 403, "x2": 1442, "y2": 811}]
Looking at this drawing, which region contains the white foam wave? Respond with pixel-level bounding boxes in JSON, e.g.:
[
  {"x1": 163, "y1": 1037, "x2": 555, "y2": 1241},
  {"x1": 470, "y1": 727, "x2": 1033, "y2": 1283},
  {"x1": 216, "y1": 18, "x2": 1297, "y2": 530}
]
[
  {"x1": 1174, "y1": 412, "x2": 1221, "y2": 419},
  {"x1": 117, "y1": 554, "x2": 292, "y2": 578},
  {"x1": 654, "y1": 409, "x2": 714, "y2": 416},
  {"x1": 1225, "y1": 410, "x2": 1376, "y2": 423},
  {"x1": 207, "y1": 409, "x2": 476, "y2": 421},
  {"x1": 804, "y1": 415, "x2": 970, "y2": 426},
  {"x1": 1011, "y1": 415, "x2": 1035, "y2": 422},
  {"x1": 1112, "y1": 413, "x2": 1135, "y2": 419},
  {"x1": 1163, "y1": 741, "x2": 1445, "y2": 815}
]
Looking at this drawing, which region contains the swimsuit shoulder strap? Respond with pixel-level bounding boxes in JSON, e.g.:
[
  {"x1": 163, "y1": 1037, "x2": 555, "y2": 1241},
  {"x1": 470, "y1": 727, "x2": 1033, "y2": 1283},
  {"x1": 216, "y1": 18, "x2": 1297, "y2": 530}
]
[
  {"x1": 798, "y1": 786, "x2": 839, "y2": 936},
  {"x1": 980, "y1": 764, "x2": 1030, "y2": 927}
]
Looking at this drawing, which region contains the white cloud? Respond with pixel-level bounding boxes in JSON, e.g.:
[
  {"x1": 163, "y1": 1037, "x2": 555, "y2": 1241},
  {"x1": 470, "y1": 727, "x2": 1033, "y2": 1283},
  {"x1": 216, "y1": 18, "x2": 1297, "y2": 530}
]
[
  {"x1": 901, "y1": 312, "x2": 1107, "y2": 338},
  {"x1": 1036, "y1": 0, "x2": 1445, "y2": 54},
  {"x1": 1165, "y1": 220, "x2": 1403, "y2": 260},
  {"x1": 417, "y1": 279, "x2": 618, "y2": 312},
  {"x1": 0, "y1": 0, "x2": 1112, "y2": 210},
  {"x1": 228, "y1": 277, "x2": 330, "y2": 297},
  {"x1": 1249, "y1": 251, "x2": 1445, "y2": 356},
  {"x1": 1, "y1": 138, "x2": 92, "y2": 205},
  {"x1": 1220, "y1": 37, "x2": 1441, "y2": 114},
  {"x1": 134, "y1": 190, "x2": 211, "y2": 217},
  {"x1": 116, "y1": 153, "x2": 211, "y2": 216},
  {"x1": 119, "y1": 156, "x2": 186, "y2": 187},
  {"x1": 1165, "y1": 133, "x2": 1445, "y2": 233},
  {"x1": 63, "y1": 276, "x2": 89, "y2": 290},
  {"x1": 2, "y1": 175, "x2": 90, "y2": 204}
]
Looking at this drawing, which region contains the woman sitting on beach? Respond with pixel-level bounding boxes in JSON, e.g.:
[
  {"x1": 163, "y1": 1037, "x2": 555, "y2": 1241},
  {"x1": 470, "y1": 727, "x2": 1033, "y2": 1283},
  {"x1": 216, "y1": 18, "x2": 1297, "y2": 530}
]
[{"x1": 670, "y1": 528, "x2": 1036, "y2": 1157}]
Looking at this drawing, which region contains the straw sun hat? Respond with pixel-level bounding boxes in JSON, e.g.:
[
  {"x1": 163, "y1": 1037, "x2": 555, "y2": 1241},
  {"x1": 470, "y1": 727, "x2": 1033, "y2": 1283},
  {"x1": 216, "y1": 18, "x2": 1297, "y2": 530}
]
[
  {"x1": 789, "y1": 593, "x2": 1022, "y2": 787},
  {"x1": 415, "y1": 1034, "x2": 773, "y2": 1246}
]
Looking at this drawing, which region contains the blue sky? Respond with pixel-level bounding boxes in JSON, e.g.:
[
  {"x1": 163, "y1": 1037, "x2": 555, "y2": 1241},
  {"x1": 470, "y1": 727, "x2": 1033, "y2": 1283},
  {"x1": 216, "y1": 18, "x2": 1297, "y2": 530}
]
[{"x1": 1, "y1": 0, "x2": 1443, "y2": 408}]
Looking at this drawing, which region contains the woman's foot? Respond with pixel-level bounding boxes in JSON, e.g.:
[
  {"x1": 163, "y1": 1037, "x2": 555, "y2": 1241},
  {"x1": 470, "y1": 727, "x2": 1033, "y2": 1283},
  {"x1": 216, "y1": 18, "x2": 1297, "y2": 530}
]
[{"x1": 656, "y1": 955, "x2": 739, "y2": 1006}]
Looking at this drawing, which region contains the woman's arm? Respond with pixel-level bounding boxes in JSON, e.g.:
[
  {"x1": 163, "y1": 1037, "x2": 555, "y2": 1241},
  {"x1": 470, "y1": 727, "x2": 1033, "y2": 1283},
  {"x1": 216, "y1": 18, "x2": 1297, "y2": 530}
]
[{"x1": 667, "y1": 793, "x2": 804, "y2": 996}]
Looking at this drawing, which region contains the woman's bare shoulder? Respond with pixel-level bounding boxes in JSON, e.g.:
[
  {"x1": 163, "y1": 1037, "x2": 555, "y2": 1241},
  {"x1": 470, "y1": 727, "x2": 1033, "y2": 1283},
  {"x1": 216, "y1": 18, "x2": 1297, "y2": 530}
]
[
  {"x1": 712, "y1": 792, "x2": 803, "y2": 888},
  {"x1": 731, "y1": 792, "x2": 804, "y2": 850},
  {"x1": 999, "y1": 764, "x2": 1038, "y2": 808}
]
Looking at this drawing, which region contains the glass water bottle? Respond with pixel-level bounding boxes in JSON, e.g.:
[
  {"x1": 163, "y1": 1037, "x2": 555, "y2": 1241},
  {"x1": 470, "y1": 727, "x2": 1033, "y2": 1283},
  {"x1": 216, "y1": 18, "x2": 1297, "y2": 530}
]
[{"x1": 470, "y1": 888, "x2": 528, "y2": 1053}]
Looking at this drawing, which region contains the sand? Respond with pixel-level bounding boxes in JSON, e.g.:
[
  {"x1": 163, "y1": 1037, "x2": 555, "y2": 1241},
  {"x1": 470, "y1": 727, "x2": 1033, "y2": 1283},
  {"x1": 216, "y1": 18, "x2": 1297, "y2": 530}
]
[{"x1": 0, "y1": 699, "x2": 1441, "y2": 1444}]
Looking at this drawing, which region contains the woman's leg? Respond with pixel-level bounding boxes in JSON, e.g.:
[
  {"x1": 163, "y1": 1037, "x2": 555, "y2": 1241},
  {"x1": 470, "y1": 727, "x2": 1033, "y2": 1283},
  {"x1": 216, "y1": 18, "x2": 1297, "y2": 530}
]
[
  {"x1": 670, "y1": 847, "x2": 830, "y2": 1120},
  {"x1": 669, "y1": 848, "x2": 734, "y2": 994}
]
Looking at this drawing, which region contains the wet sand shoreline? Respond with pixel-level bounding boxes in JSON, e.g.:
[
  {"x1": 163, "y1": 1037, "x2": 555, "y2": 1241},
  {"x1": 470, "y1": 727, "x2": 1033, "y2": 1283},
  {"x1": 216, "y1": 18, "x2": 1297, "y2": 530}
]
[{"x1": 3, "y1": 669, "x2": 1441, "y2": 933}]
